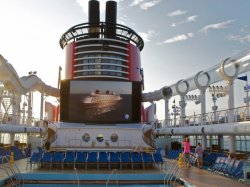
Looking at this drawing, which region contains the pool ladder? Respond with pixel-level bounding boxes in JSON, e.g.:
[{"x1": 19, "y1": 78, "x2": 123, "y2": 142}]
[
  {"x1": 164, "y1": 158, "x2": 182, "y2": 186},
  {"x1": 0, "y1": 156, "x2": 24, "y2": 186},
  {"x1": 74, "y1": 167, "x2": 80, "y2": 187},
  {"x1": 106, "y1": 169, "x2": 119, "y2": 187}
]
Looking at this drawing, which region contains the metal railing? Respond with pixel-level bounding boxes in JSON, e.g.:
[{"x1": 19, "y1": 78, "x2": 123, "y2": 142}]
[
  {"x1": 74, "y1": 167, "x2": 79, "y2": 187},
  {"x1": 164, "y1": 158, "x2": 179, "y2": 186},
  {"x1": 0, "y1": 156, "x2": 24, "y2": 186},
  {"x1": 161, "y1": 105, "x2": 250, "y2": 128},
  {"x1": 59, "y1": 22, "x2": 144, "y2": 50},
  {"x1": 0, "y1": 111, "x2": 51, "y2": 128},
  {"x1": 106, "y1": 169, "x2": 118, "y2": 187}
]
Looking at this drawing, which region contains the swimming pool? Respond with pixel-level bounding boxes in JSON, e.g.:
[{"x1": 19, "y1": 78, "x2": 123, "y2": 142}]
[
  {"x1": 1, "y1": 173, "x2": 180, "y2": 187},
  {"x1": 19, "y1": 185, "x2": 172, "y2": 187}
]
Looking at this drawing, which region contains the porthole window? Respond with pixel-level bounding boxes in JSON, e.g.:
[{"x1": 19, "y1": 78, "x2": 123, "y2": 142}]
[
  {"x1": 97, "y1": 134, "x2": 104, "y2": 142},
  {"x1": 82, "y1": 133, "x2": 90, "y2": 142},
  {"x1": 110, "y1": 133, "x2": 118, "y2": 142}
]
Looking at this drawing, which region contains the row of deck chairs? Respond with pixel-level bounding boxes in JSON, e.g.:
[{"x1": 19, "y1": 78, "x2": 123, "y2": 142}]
[
  {"x1": 0, "y1": 147, "x2": 31, "y2": 164},
  {"x1": 27, "y1": 150, "x2": 164, "y2": 170},
  {"x1": 207, "y1": 156, "x2": 244, "y2": 180},
  {"x1": 203, "y1": 152, "x2": 226, "y2": 166},
  {"x1": 165, "y1": 149, "x2": 181, "y2": 159}
]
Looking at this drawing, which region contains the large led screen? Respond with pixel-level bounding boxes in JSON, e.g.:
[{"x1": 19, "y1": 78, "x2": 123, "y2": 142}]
[{"x1": 60, "y1": 80, "x2": 141, "y2": 123}]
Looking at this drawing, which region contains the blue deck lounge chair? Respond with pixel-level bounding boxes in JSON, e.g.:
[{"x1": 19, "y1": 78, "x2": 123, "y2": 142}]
[
  {"x1": 98, "y1": 152, "x2": 109, "y2": 169},
  {"x1": 64, "y1": 151, "x2": 76, "y2": 168},
  {"x1": 26, "y1": 152, "x2": 42, "y2": 169},
  {"x1": 131, "y1": 152, "x2": 142, "y2": 169},
  {"x1": 75, "y1": 151, "x2": 87, "y2": 169},
  {"x1": 120, "y1": 152, "x2": 131, "y2": 169},
  {"x1": 222, "y1": 158, "x2": 235, "y2": 175},
  {"x1": 52, "y1": 151, "x2": 65, "y2": 169},
  {"x1": 153, "y1": 152, "x2": 164, "y2": 169},
  {"x1": 86, "y1": 152, "x2": 98, "y2": 169},
  {"x1": 227, "y1": 160, "x2": 243, "y2": 179},
  {"x1": 109, "y1": 152, "x2": 120, "y2": 170},
  {"x1": 41, "y1": 152, "x2": 54, "y2": 168},
  {"x1": 141, "y1": 152, "x2": 153, "y2": 169}
]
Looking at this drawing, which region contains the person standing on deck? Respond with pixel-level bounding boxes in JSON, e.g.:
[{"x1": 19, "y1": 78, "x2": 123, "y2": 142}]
[
  {"x1": 182, "y1": 137, "x2": 191, "y2": 167},
  {"x1": 195, "y1": 142, "x2": 203, "y2": 169}
]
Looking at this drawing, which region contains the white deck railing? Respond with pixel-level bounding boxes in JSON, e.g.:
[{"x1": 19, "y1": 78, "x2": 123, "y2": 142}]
[{"x1": 160, "y1": 105, "x2": 250, "y2": 128}]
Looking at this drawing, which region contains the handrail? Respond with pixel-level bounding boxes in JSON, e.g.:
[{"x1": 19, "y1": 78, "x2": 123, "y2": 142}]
[
  {"x1": 106, "y1": 169, "x2": 118, "y2": 187},
  {"x1": 0, "y1": 156, "x2": 14, "y2": 186},
  {"x1": 161, "y1": 104, "x2": 250, "y2": 128},
  {"x1": 164, "y1": 158, "x2": 179, "y2": 186},
  {"x1": 12, "y1": 159, "x2": 24, "y2": 185},
  {"x1": 0, "y1": 155, "x2": 24, "y2": 186},
  {"x1": 74, "y1": 167, "x2": 79, "y2": 187},
  {"x1": 59, "y1": 22, "x2": 144, "y2": 50},
  {"x1": 173, "y1": 168, "x2": 183, "y2": 185}
]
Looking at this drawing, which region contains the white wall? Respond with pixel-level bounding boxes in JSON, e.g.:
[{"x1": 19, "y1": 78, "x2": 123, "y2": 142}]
[{"x1": 52, "y1": 126, "x2": 147, "y2": 148}]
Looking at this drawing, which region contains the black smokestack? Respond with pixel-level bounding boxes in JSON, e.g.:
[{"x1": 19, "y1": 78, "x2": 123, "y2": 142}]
[
  {"x1": 105, "y1": 1, "x2": 117, "y2": 38},
  {"x1": 88, "y1": 0, "x2": 100, "y2": 38}
]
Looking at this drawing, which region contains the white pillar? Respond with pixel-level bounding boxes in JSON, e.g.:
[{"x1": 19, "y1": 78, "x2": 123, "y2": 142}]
[
  {"x1": 224, "y1": 75, "x2": 236, "y2": 153},
  {"x1": 179, "y1": 96, "x2": 186, "y2": 126},
  {"x1": 9, "y1": 133, "x2": 15, "y2": 146},
  {"x1": 164, "y1": 99, "x2": 170, "y2": 127},
  {"x1": 228, "y1": 80, "x2": 235, "y2": 123},
  {"x1": 27, "y1": 91, "x2": 33, "y2": 125},
  {"x1": 218, "y1": 135, "x2": 224, "y2": 151},
  {"x1": 229, "y1": 135, "x2": 236, "y2": 153},
  {"x1": 200, "y1": 89, "x2": 206, "y2": 125},
  {"x1": 202, "y1": 134, "x2": 207, "y2": 150},
  {"x1": 40, "y1": 93, "x2": 44, "y2": 122}
]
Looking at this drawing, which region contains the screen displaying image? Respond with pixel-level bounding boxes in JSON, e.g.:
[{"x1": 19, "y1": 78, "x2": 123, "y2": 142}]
[{"x1": 67, "y1": 80, "x2": 133, "y2": 123}]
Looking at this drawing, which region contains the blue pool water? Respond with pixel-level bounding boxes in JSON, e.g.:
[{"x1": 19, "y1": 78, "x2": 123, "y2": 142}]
[
  {"x1": 22, "y1": 185, "x2": 171, "y2": 187},
  {"x1": 1, "y1": 173, "x2": 175, "y2": 187}
]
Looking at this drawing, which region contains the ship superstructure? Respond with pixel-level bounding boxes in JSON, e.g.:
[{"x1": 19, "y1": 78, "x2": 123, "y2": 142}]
[
  {"x1": 59, "y1": 0, "x2": 144, "y2": 125},
  {"x1": 45, "y1": 0, "x2": 148, "y2": 148},
  {"x1": 1, "y1": 1, "x2": 250, "y2": 185}
]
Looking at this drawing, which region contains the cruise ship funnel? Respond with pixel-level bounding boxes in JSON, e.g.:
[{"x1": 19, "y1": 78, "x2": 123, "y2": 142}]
[
  {"x1": 105, "y1": 1, "x2": 117, "y2": 38},
  {"x1": 88, "y1": 0, "x2": 100, "y2": 38}
]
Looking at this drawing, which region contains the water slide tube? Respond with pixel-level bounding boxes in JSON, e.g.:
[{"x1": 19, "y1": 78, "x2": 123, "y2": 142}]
[
  {"x1": 0, "y1": 54, "x2": 59, "y2": 97},
  {"x1": 142, "y1": 49, "x2": 250, "y2": 102}
]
